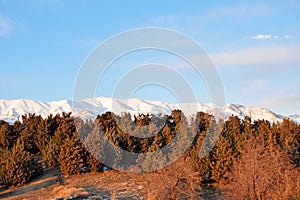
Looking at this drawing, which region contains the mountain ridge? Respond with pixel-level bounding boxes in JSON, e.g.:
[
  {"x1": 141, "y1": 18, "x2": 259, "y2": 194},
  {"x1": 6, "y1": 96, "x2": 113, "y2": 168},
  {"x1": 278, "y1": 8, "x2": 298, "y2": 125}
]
[{"x1": 0, "y1": 97, "x2": 298, "y2": 124}]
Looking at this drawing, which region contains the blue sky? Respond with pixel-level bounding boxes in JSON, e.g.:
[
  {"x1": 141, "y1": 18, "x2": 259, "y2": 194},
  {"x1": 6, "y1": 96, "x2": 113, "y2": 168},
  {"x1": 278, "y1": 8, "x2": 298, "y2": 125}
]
[{"x1": 0, "y1": 0, "x2": 300, "y2": 115}]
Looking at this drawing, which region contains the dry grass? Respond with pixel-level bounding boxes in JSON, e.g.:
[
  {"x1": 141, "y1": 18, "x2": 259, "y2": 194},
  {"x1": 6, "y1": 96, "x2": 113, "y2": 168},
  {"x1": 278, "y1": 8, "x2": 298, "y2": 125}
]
[{"x1": 0, "y1": 158, "x2": 222, "y2": 200}]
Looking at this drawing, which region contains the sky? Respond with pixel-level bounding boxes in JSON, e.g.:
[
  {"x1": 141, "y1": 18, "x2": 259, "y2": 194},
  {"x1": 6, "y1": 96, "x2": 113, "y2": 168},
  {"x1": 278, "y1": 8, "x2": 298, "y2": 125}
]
[{"x1": 0, "y1": 0, "x2": 300, "y2": 115}]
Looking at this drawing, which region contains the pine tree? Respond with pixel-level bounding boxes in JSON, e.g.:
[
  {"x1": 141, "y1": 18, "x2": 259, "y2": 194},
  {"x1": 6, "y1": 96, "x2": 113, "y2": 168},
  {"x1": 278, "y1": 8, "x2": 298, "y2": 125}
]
[
  {"x1": 210, "y1": 135, "x2": 236, "y2": 184},
  {"x1": 0, "y1": 139, "x2": 42, "y2": 187},
  {"x1": 0, "y1": 120, "x2": 14, "y2": 150},
  {"x1": 59, "y1": 134, "x2": 88, "y2": 175},
  {"x1": 41, "y1": 137, "x2": 60, "y2": 167}
]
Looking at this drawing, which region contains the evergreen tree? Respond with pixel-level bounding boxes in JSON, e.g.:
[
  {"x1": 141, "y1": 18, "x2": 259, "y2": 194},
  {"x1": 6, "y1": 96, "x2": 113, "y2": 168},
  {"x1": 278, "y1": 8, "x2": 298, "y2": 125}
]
[
  {"x1": 0, "y1": 139, "x2": 42, "y2": 187},
  {"x1": 0, "y1": 120, "x2": 14, "y2": 150},
  {"x1": 59, "y1": 134, "x2": 88, "y2": 175}
]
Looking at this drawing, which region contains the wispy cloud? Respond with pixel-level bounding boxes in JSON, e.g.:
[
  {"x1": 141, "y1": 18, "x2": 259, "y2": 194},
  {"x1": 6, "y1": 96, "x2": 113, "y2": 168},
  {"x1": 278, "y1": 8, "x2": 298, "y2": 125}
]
[
  {"x1": 212, "y1": 44, "x2": 300, "y2": 67},
  {"x1": 256, "y1": 95, "x2": 300, "y2": 115},
  {"x1": 77, "y1": 36, "x2": 101, "y2": 46},
  {"x1": 0, "y1": 13, "x2": 13, "y2": 36},
  {"x1": 249, "y1": 34, "x2": 294, "y2": 40},
  {"x1": 144, "y1": 3, "x2": 271, "y2": 33},
  {"x1": 14, "y1": 0, "x2": 64, "y2": 12},
  {"x1": 249, "y1": 34, "x2": 279, "y2": 40},
  {"x1": 283, "y1": 34, "x2": 293, "y2": 39},
  {"x1": 207, "y1": 3, "x2": 270, "y2": 19}
]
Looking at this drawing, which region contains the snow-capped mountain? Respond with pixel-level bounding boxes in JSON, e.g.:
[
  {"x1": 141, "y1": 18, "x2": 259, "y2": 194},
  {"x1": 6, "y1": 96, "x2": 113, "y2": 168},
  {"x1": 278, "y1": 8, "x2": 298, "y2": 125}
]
[{"x1": 0, "y1": 97, "x2": 298, "y2": 124}]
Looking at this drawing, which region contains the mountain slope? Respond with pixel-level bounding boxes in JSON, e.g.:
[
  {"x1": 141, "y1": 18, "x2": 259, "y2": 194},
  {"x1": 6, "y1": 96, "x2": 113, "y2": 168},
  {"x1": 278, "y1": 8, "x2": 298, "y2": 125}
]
[{"x1": 0, "y1": 97, "x2": 297, "y2": 124}]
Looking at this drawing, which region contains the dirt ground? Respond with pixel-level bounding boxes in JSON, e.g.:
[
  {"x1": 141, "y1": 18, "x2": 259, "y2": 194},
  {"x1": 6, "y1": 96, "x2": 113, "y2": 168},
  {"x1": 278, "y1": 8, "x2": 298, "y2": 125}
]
[{"x1": 0, "y1": 168, "x2": 222, "y2": 200}]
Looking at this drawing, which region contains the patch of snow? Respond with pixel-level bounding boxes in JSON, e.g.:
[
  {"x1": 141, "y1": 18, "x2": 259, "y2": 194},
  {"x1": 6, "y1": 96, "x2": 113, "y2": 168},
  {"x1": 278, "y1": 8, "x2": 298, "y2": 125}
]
[{"x1": 0, "y1": 97, "x2": 298, "y2": 124}]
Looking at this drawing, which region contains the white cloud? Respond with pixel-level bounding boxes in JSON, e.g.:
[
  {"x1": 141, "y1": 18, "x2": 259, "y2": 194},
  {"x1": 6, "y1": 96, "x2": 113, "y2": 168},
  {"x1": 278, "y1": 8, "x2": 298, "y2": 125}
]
[
  {"x1": 212, "y1": 44, "x2": 300, "y2": 67},
  {"x1": 284, "y1": 34, "x2": 293, "y2": 39},
  {"x1": 249, "y1": 34, "x2": 294, "y2": 40},
  {"x1": 0, "y1": 13, "x2": 13, "y2": 36},
  {"x1": 273, "y1": 35, "x2": 279, "y2": 40},
  {"x1": 249, "y1": 34, "x2": 279, "y2": 40}
]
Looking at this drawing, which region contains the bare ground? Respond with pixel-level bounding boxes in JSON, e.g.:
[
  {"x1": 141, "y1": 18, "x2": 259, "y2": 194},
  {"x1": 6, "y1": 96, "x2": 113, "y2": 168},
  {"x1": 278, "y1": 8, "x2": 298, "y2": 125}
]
[{"x1": 0, "y1": 168, "x2": 222, "y2": 200}]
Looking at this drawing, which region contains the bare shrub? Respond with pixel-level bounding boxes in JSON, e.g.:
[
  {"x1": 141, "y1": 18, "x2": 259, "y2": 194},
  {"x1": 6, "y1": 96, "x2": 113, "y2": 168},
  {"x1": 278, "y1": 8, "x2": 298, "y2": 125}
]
[
  {"x1": 145, "y1": 156, "x2": 201, "y2": 199},
  {"x1": 225, "y1": 137, "x2": 299, "y2": 200}
]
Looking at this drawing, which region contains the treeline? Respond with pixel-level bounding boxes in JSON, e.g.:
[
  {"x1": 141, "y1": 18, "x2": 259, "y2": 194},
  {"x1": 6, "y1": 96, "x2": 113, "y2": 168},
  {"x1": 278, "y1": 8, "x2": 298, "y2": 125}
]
[{"x1": 0, "y1": 110, "x2": 299, "y2": 198}]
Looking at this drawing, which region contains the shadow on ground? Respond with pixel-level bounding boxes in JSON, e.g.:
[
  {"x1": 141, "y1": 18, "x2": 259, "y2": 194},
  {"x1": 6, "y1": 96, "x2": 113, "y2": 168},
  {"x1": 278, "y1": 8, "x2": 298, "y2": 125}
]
[{"x1": 0, "y1": 168, "x2": 60, "y2": 199}]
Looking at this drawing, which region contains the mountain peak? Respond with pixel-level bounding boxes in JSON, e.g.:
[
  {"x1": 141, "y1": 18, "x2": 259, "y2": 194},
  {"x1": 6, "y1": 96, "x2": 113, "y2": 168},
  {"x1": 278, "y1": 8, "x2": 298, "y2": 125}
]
[{"x1": 0, "y1": 97, "x2": 298, "y2": 124}]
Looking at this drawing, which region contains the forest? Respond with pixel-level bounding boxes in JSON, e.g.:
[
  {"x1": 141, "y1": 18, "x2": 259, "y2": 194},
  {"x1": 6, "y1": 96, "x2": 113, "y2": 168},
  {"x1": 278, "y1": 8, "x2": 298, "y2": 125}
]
[{"x1": 0, "y1": 110, "x2": 299, "y2": 199}]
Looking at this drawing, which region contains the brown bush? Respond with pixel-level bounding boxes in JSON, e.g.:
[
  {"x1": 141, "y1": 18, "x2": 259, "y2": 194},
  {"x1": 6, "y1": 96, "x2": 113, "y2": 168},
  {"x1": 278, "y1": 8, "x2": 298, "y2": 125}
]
[
  {"x1": 225, "y1": 137, "x2": 299, "y2": 200},
  {"x1": 145, "y1": 156, "x2": 201, "y2": 199},
  {"x1": 0, "y1": 139, "x2": 43, "y2": 187}
]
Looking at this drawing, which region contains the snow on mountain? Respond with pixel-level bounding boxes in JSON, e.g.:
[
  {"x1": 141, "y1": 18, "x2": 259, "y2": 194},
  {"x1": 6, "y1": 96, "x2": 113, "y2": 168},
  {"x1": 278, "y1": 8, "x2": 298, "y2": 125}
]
[
  {"x1": 0, "y1": 97, "x2": 298, "y2": 124},
  {"x1": 225, "y1": 104, "x2": 284, "y2": 122},
  {"x1": 288, "y1": 113, "x2": 300, "y2": 124}
]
